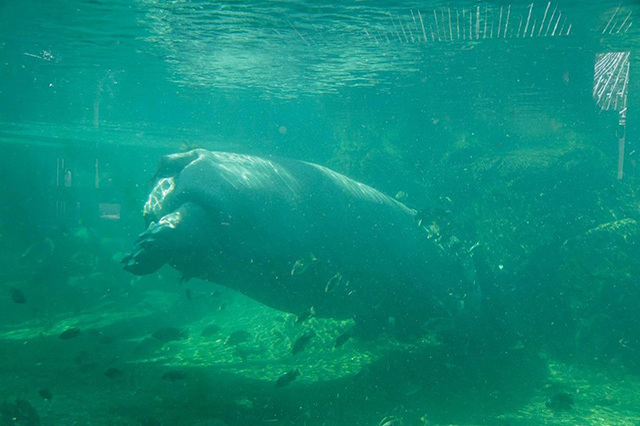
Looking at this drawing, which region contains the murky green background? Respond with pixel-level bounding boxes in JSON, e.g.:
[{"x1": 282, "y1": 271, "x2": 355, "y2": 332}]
[{"x1": 1, "y1": 1, "x2": 639, "y2": 425}]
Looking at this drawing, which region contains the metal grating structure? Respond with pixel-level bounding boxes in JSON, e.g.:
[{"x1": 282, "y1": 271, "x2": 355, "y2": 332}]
[{"x1": 594, "y1": 6, "x2": 633, "y2": 180}]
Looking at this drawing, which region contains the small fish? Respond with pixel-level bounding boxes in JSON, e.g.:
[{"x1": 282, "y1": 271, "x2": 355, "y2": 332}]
[
  {"x1": 21, "y1": 237, "x2": 54, "y2": 260},
  {"x1": 295, "y1": 306, "x2": 315, "y2": 325},
  {"x1": 38, "y1": 389, "x2": 52, "y2": 401},
  {"x1": 225, "y1": 330, "x2": 251, "y2": 346},
  {"x1": 151, "y1": 327, "x2": 188, "y2": 342},
  {"x1": 59, "y1": 327, "x2": 81, "y2": 340},
  {"x1": 290, "y1": 253, "x2": 317, "y2": 276},
  {"x1": 104, "y1": 367, "x2": 123, "y2": 378},
  {"x1": 201, "y1": 324, "x2": 221, "y2": 337},
  {"x1": 334, "y1": 331, "x2": 352, "y2": 348},
  {"x1": 185, "y1": 288, "x2": 192, "y2": 301},
  {"x1": 162, "y1": 370, "x2": 187, "y2": 381},
  {"x1": 324, "y1": 273, "x2": 343, "y2": 293},
  {"x1": 275, "y1": 369, "x2": 300, "y2": 387},
  {"x1": 292, "y1": 331, "x2": 315, "y2": 355},
  {"x1": 10, "y1": 287, "x2": 26, "y2": 304}
]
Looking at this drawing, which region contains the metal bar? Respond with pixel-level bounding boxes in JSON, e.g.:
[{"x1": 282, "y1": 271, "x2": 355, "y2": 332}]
[
  {"x1": 545, "y1": 4, "x2": 558, "y2": 36},
  {"x1": 602, "y1": 5, "x2": 620, "y2": 34},
  {"x1": 523, "y1": 3, "x2": 533, "y2": 37},
  {"x1": 476, "y1": 5, "x2": 480, "y2": 39},
  {"x1": 538, "y1": 2, "x2": 551, "y2": 36},
  {"x1": 484, "y1": 7, "x2": 488, "y2": 39},
  {"x1": 462, "y1": 8, "x2": 466, "y2": 40},
  {"x1": 399, "y1": 16, "x2": 409, "y2": 42},
  {"x1": 617, "y1": 11, "x2": 632, "y2": 33},
  {"x1": 551, "y1": 12, "x2": 561, "y2": 36},
  {"x1": 388, "y1": 13, "x2": 403, "y2": 43},
  {"x1": 531, "y1": 19, "x2": 537, "y2": 37},
  {"x1": 418, "y1": 10, "x2": 427, "y2": 42}
]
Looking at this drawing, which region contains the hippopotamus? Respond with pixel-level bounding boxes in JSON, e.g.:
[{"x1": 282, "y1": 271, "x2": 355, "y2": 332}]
[{"x1": 123, "y1": 150, "x2": 475, "y2": 334}]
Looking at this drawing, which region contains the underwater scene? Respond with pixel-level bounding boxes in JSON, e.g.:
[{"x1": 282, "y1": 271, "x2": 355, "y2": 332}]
[{"x1": 1, "y1": 0, "x2": 640, "y2": 424}]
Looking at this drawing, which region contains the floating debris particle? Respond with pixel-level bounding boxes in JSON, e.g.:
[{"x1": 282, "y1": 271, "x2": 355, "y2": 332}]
[
  {"x1": 151, "y1": 327, "x2": 188, "y2": 342},
  {"x1": 10, "y1": 287, "x2": 26, "y2": 304},
  {"x1": 104, "y1": 367, "x2": 124, "y2": 379},
  {"x1": 292, "y1": 331, "x2": 315, "y2": 355},
  {"x1": 59, "y1": 327, "x2": 81, "y2": 340},
  {"x1": 275, "y1": 369, "x2": 300, "y2": 387}
]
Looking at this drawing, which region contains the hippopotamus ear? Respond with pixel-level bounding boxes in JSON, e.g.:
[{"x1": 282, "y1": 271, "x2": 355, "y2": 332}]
[{"x1": 153, "y1": 149, "x2": 202, "y2": 180}]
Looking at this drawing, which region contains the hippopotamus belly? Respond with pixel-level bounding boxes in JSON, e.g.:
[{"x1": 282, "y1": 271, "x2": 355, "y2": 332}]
[{"x1": 123, "y1": 150, "x2": 470, "y2": 326}]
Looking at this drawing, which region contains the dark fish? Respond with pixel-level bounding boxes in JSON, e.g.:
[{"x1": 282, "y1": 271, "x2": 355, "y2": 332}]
[
  {"x1": 225, "y1": 330, "x2": 251, "y2": 346},
  {"x1": 38, "y1": 389, "x2": 52, "y2": 401},
  {"x1": 201, "y1": 324, "x2": 221, "y2": 337},
  {"x1": 104, "y1": 367, "x2": 123, "y2": 378},
  {"x1": 138, "y1": 416, "x2": 162, "y2": 426},
  {"x1": 59, "y1": 327, "x2": 81, "y2": 340},
  {"x1": 275, "y1": 369, "x2": 300, "y2": 387},
  {"x1": 0, "y1": 399, "x2": 39, "y2": 425},
  {"x1": 162, "y1": 370, "x2": 187, "y2": 381},
  {"x1": 10, "y1": 287, "x2": 26, "y2": 304},
  {"x1": 292, "y1": 331, "x2": 315, "y2": 355},
  {"x1": 334, "y1": 331, "x2": 352, "y2": 348},
  {"x1": 546, "y1": 392, "x2": 575, "y2": 411},
  {"x1": 295, "y1": 306, "x2": 315, "y2": 325},
  {"x1": 151, "y1": 327, "x2": 188, "y2": 342}
]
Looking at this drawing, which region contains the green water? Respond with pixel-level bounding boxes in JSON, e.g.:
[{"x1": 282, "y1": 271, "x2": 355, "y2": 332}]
[{"x1": 1, "y1": 0, "x2": 640, "y2": 425}]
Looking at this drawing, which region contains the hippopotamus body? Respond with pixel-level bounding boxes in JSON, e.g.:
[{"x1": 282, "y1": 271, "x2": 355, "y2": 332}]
[{"x1": 123, "y1": 150, "x2": 474, "y2": 332}]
